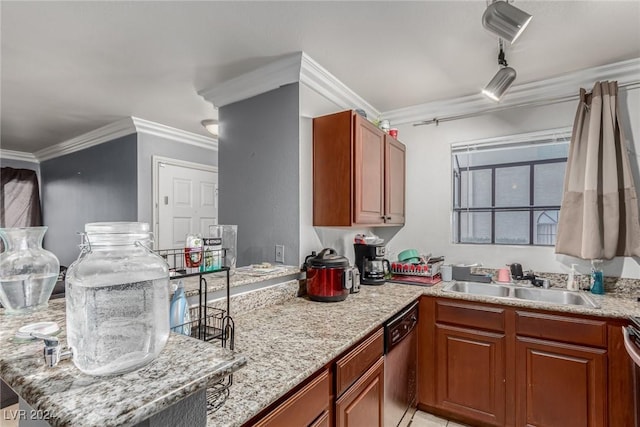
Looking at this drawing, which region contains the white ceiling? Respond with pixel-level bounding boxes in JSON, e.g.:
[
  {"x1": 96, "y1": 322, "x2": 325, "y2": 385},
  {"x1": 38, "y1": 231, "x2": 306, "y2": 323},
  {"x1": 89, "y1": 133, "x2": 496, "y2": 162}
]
[{"x1": 2, "y1": 1, "x2": 639, "y2": 153}]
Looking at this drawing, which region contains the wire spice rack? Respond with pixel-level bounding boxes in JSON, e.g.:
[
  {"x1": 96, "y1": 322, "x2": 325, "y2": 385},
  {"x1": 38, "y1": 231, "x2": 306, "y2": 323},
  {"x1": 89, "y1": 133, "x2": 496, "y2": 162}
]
[{"x1": 156, "y1": 247, "x2": 235, "y2": 413}]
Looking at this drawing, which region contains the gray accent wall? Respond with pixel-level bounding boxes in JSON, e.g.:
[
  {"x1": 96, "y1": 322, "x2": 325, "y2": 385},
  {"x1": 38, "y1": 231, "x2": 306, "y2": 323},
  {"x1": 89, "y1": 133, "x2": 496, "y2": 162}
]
[
  {"x1": 40, "y1": 135, "x2": 138, "y2": 266},
  {"x1": 219, "y1": 83, "x2": 300, "y2": 266},
  {"x1": 136, "y1": 133, "x2": 217, "y2": 226}
]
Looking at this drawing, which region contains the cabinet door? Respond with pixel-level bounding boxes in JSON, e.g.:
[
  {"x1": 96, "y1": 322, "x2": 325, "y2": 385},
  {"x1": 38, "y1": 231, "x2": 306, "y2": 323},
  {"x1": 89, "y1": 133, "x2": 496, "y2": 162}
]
[
  {"x1": 353, "y1": 114, "x2": 385, "y2": 224},
  {"x1": 435, "y1": 324, "x2": 506, "y2": 426},
  {"x1": 516, "y1": 337, "x2": 607, "y2": 427},
  {"x1": 384, "y1": 136, "x2": 406, "y2": 224},
  {"x1": 336, "y1": 357, "x2": 384, "y2": 427}
]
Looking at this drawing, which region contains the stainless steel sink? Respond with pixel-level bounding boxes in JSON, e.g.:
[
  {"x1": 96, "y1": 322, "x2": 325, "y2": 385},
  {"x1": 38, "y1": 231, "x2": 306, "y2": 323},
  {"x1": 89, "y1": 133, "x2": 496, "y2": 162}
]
[
  {"x1": 512, "y1": 287, "x2": 599, "y2": 308},
  {"x1": 445, "y1": 281, "x2": 511, "y2": 297},
  {"x1": 442, "y1": 281, "x2": 600, "y2": 309}
]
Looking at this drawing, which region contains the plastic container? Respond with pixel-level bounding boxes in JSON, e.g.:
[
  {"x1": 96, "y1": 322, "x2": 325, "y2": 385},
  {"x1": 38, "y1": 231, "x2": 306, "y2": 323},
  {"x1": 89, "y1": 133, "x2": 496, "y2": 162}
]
[
  {"x1": 65, "y1": 222, "x2": 170, "y2": 376},
  {"x1": 209, "y1": 225, "x2": 238, "y2": 274},
  {"x1": 170, "y1": 280, "x2": 191, "y2": 335},
  {"x1": 567, "y1": 264, "x2": 579, "y2": 291},
  {"x1": 184, "y1": 233, "x2": 203, "y2": 268},
  {"x1": 590, "y1": 261, "x2": 604, "y2": 295},
  {"x1": 0, "y1": 227, "x2": 59, "y2": 315}
]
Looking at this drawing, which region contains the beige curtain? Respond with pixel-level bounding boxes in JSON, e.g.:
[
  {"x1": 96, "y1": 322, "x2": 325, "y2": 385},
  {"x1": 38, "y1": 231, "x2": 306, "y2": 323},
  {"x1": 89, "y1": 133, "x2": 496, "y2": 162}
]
[{"x1": 556, "y1": 81, "x2": 640, "y2": 260}]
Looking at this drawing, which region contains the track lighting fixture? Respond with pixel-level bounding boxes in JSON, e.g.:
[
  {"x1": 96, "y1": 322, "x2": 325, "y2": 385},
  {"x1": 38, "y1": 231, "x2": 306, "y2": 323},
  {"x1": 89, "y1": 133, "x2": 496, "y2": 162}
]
[
  {"x1": 482, "y1": 0, "x2": 532, "y2": 44},
  {"x1": 482, "y1": 40, "x2": 517, "y2": 102}
]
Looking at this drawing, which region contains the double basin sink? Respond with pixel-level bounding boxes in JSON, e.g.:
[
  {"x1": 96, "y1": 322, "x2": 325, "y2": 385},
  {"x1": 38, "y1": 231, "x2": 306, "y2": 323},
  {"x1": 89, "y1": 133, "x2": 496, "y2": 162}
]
[{"x1": 442, "y1": 281, "x2": 600, "y2": 309}]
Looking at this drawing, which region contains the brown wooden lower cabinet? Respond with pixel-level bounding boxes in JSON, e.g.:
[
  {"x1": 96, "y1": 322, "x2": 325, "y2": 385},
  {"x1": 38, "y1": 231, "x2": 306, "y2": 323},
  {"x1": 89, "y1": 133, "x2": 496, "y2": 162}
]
[
  {"x1": 335, "y1": 357, "x2": 385, "y2": 427},
  {"x1": 515, "y1": 337, "x2": 606, "y2": 427},
  {"x1": 310, "y1": 410, "x2": 330, "y2": 427},
  {"x1": 418, "y1": 296, "x2": 635, "y2": 427},
  {"x1": 252, "y1": 369, "x2": 332, "y2": 427},
  {"x1": 435, "y1": 324, "x2": 505, "y2": 426}
]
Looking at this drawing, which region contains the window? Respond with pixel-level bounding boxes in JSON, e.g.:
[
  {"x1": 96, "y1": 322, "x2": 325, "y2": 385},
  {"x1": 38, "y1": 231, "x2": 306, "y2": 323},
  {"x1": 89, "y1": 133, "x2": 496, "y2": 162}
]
[{"x1": 452, "y1": 128, "x2": 571, "y2": 246}]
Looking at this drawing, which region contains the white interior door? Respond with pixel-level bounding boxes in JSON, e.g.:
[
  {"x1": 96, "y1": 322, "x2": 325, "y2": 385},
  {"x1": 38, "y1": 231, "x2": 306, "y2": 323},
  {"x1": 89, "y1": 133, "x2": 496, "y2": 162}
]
[{"x1": 157, "y1": 160, "x2": 218, "y2": 249}]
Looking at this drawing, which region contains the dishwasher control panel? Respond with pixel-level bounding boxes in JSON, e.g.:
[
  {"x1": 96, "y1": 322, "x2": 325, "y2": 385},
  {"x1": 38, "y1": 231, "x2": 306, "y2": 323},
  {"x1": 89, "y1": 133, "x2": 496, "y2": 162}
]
[{"x1": 385, "y1": 301, "x2": 418, "y2": 353}]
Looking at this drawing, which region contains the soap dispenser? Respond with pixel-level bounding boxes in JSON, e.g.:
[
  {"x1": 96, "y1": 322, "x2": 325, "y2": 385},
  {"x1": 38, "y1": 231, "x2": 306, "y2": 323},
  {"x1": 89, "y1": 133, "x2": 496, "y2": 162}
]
[
  {"x1": 590, "y1": 260, "x2": 604, "y2": 295},
  {"x1": 567, "y1": 264, "x2": 579, "y2": 291}
]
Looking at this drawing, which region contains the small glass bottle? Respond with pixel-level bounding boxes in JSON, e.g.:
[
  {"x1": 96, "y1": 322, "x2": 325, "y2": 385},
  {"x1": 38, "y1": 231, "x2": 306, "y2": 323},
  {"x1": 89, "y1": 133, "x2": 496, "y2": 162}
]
[
  {"x1": 590, "y1": 260, "x2": 604, "y2": 295},
  {"x1": 65, "y1": 222, "x2": 169, "y2": 376}
]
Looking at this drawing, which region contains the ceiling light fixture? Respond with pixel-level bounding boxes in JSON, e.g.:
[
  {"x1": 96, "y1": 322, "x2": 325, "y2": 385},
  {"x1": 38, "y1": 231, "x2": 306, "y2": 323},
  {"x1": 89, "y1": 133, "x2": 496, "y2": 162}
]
[
  {"x1": 482, "y1": 40, "x2": 517, "y2": 102},
  {"x1": 201, "y1": 119, "x2": 219, "y2": 136},
  {"x1": 482, "y1": 0, "x2": 532, "y2": 44}
]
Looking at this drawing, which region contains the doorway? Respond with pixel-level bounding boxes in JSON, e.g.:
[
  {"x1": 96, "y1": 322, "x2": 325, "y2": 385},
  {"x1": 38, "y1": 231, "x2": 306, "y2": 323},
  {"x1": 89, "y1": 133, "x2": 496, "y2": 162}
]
[{"x1": 152, "y1": 156, "x2": 218, "y2": 249}]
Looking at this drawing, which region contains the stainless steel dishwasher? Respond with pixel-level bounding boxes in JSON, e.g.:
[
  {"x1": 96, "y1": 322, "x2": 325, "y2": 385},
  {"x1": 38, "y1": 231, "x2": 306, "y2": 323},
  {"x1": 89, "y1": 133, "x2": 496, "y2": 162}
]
[{"x1": 384, "y1": 301, "x2": 419, "y2": 427}]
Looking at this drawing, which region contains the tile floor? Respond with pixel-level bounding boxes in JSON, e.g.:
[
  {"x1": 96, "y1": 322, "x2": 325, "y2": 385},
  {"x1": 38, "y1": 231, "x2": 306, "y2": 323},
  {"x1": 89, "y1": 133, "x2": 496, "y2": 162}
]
[{"x1": 411, "y1": 409, "x2": 471, "y2": 427}]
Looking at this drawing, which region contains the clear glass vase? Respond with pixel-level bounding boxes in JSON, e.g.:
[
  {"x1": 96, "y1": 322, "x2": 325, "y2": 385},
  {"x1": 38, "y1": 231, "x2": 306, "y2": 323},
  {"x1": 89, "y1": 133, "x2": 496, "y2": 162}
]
[
  {"x1": 65, "y1": 222, "x2": 170, "y2": 376},
  {"x1": 0, "y1": 227, "x2": 60, "y2": 315}
]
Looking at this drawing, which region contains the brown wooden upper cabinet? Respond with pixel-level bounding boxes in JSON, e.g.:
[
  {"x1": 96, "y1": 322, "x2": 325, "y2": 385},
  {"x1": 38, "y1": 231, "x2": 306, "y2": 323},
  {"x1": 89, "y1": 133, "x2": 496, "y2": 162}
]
[{"x1": 313, "y1": 110, "x2": 406, "y2": 226}]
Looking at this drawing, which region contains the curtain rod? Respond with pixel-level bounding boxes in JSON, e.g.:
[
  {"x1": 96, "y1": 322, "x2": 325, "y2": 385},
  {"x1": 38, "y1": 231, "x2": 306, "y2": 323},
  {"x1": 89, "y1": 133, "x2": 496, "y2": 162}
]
[{"x1": 414, "y1": 81, "x2": 640, "y2": 127}]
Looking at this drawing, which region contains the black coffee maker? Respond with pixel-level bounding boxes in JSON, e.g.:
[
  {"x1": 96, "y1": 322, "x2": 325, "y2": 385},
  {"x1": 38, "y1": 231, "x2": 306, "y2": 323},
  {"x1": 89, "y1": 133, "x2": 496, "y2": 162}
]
[{"x1": 354, "y1": 243, "x2": 390, "y2": 285}]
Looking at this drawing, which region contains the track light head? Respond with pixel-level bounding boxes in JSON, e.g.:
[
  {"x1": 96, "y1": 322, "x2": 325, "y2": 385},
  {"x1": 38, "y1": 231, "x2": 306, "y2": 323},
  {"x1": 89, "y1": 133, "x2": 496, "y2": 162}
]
[
  {"x1": 482, "y1": 1, "x2": 532, "y2": 43},
  {"x1": 482, "y1": 66, "x2": 517, "y2": 101}
]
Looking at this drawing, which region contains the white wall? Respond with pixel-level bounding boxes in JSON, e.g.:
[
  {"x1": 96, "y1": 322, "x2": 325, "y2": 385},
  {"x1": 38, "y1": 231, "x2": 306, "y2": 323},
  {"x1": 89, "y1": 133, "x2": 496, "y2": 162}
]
[{"x1": 387, "y1": 86, "x2": 640, "y2": 278}]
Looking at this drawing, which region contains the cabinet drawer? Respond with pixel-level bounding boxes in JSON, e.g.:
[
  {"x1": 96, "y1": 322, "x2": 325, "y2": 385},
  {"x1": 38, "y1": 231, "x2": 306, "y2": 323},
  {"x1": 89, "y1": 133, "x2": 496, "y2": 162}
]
[
  {"x1": 436, "y1": 300, "x2": 505, "y2": 332},
  {"x1": 336, "y1": 328, "x2": 384, "y2": 397},
  {"x1": 515, "y1": 311, "x2": 607, "y2": 348},
  {"x1": 254, "y1": 369, "x2": 331, "y2": 427}
]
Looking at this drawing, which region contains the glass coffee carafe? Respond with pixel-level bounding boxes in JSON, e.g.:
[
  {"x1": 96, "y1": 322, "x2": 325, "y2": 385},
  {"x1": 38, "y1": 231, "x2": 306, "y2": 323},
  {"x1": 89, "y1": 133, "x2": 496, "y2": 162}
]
[{"x1": 363, "y1": 258, "x2": 391, "y2": 281}]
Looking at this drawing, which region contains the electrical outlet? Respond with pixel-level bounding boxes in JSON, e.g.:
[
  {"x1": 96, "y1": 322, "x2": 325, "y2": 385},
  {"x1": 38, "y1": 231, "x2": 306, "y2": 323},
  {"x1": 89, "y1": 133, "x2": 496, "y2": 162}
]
[{"x1": 275, "y1": 244, "x2": 284, "y2": 264}]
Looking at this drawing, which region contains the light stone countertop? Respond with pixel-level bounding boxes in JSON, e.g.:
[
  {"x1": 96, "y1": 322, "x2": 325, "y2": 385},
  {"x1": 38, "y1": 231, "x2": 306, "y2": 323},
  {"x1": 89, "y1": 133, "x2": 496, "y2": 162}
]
[
  {"x1": 0, "y1": 299, "x2": 246, "y2": 427},
  {"x1": 209, "y1": 283, "x2": 425, "y2": 426},
  {"x1": 208, "y1": 280, "x2": 640, "y2": 427}
]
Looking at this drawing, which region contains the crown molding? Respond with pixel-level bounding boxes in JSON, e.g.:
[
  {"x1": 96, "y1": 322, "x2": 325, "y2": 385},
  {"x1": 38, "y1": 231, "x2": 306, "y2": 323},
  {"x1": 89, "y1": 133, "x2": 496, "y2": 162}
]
[
  {"x1": 299, "y1": 53, "x2": 380, "y2": 120},
  {"x1": 131, "y1": 117, "x2": 218, "y2": 152},
  {"x1": 0, "y1": 149, "x2": 39, "y2": 163},
  {"x1": 382, "y1": 57, "x2": 640, "y2": 126},
  {"x1": 32, "y1": 117, "x2": 217, "y2": 162},
  {"x1": 35, "y1": 118, "x2": 136, "y2": 161},
  {"x1": 199, "y1": 52, "x2": 303, "y2": 108},
  {"x1": 199, "y1": 51, "x2": 382, "y2": 119}
]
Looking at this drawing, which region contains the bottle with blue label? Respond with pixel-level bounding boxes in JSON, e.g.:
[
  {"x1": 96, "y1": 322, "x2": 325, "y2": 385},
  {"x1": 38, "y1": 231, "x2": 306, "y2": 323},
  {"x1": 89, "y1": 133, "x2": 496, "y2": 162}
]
[{"x1": 590, "y1": 260, "x2": 604, "y2": 295}]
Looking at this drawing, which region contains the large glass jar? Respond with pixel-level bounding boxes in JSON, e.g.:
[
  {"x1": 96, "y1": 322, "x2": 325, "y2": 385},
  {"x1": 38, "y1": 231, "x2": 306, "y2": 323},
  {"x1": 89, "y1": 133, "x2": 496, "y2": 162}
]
[
  {"x1": 65, "y1": 222, "x2": 169, "y2": 376},
  {"x1": 0, "y1": 227, "x2": 60, "y2": 315}
]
